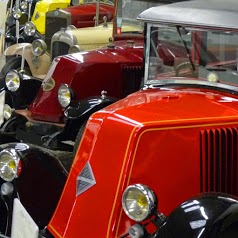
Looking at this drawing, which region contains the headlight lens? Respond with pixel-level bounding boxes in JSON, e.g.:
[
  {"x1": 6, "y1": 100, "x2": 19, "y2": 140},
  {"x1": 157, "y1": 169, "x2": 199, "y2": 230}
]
[
  {"x1": 3, "y1": 104, "x2": 12, "y2": 120},
  {"x1": 24, "y1": 21, "x2": 36, "y2": 36},
  {"x1": 5, "y1": 70, "x2": 21, "y2": 92},
  {"x1": 13, "y1": 9, "x2": 22, "y2": 20},
  {"x1": 58, "y1": 84, "x2": 72, "y2": 108},
  {"x1": 68, "y1": 45, "x2": 81, "y2": 54},
  {"x1": 0, "y1": 149, "x2": 21, "y2": 182},
  {"x1": 31, "y1": 39, "x2": 47, "y2": 56},
  {"x1": 20, "y1": 1, "x2": 28, "y2": 11},
  {"x1": 122, "y1": 184, "x2": 157, "y2": 222}
]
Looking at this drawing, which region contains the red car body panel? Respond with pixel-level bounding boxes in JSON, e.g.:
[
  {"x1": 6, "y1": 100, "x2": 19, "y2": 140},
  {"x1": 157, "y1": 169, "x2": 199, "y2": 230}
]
[
  {"x1": 64, "y1": 3, "x2": 114, "y2": 28},
  {"x1": 28, "y1": 39, "x2": 187, "y2": 123},
  {"x1": 29, "y1": 40, "x2": 144, "y2": 122},
  {"x1": 48, "y1": 87, "x2": 238, "y2": 237}
]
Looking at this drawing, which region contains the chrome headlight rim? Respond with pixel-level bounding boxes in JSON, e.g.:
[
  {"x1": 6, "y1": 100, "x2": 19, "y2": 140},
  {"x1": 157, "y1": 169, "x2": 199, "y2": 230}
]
[
  {"x1": 3, "y1": 104, "x2": 13, "y2": 120},
  {"x1": 20, "y1": 1, "x2": 28, "y2": 11},
  {"x1": 58, "y1": 84, "x2": 73, "y2": 108},
  {"x1": 68, "y1": 45, "x2": 81, "y2": 54},
  {"x1": 13, "y1": 9, "x2": 22, "y2": 20},
  {"x1": 31, "y1": 39, "x2": 47, "y2": 57},
  {"x1": 5, "y1": 70, "x2": 21, "y2": 92},
  {"x1": 24, "y1": 21, "x2": 36, "y2": 36},
  {"x1": 122, "y1": 184, "x2": 157, "y2": 222},
  {"x1": 0, "y1": 149, "x2": 21, "y2": 182}
]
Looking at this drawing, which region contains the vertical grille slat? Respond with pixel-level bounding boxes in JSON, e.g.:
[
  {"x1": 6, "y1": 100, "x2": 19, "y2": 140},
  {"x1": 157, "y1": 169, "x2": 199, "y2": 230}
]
[
  {"x1": 51, "y1": 42, "x2": 70, "y2": 60},
  {"x1": 121, "y1": 65, "x2": 143, "y2": 97},
  {"x1": 200, "y1": 127, "x2": 238, "y2": 196}
]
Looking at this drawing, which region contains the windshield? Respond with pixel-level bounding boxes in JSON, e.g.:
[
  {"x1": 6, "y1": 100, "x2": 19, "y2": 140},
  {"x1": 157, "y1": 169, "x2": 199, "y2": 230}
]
[
  {"x1": 145, "y1": 24, "x2": 238, "y2": 88},
  {"x1": 116, "y1": 0, "x2": 161, "y2": 35}
]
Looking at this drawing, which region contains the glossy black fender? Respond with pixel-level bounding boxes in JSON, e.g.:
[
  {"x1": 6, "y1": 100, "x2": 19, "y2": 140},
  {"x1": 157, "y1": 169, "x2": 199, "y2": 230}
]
[
  {"x1": 154, "y1": 193, "x2": 238, "y2": 238},
  {"x1": 5, "y1": 74, "x2": 42, "y2": 109},
  {"x1": 6, "y1": 13, "x2": 28, "y2": 28},
  {"x1": 63, "y1": 96, "x2": 118, "y2": 140},
  {"x1": 5, "y1": 25, "x2": 43, "y2": 45},
  {"x1": 0, "y1": 142, "x2": 68, "y2": 235}
]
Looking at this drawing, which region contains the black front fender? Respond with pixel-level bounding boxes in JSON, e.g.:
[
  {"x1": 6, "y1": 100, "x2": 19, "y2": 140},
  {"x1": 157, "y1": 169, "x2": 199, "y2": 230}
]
[
  {"x1": 5, "y1": 25, "x2": 43, "y2": 44},
  {"x1": 6, "y1": 74, "x2": 42, "y2": 109},
  {"x1": 65, "y1": 96, "x2": 118, "y2": 120},
  {"x1": 63, "y1": 96, "x2": 118, "y2": 139},
  {"x1": 5, "y1": 26, "x2": 24, "y2": 43},
  {"x1": 154, "y1": 193, "x2": 238, "y2": 238},
  {"x1": 0, "y1": 143, "x2": 69, "y2": 231}
]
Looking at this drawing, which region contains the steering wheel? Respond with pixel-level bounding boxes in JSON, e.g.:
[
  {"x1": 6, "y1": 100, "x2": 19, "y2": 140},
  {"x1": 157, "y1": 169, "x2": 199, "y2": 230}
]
[{"x1": 175, "y1": 61, "x2": 198, "y2": 77}]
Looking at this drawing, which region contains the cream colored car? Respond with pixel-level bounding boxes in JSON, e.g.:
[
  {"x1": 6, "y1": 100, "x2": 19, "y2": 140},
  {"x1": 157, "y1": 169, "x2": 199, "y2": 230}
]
[{"x1": 3, "y1": 22, "x2": 114, "y2": 79}]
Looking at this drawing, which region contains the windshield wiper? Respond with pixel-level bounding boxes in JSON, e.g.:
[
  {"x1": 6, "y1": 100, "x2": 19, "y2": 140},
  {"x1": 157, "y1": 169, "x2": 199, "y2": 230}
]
[{"x1": 176, "y1": 26, "x2": 196, "y2": 72}]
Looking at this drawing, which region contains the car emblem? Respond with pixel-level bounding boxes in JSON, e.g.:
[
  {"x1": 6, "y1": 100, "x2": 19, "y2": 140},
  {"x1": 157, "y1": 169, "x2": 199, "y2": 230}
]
[
  {"x1": 42, "y1": 78, "x2": 55, "y2": 91},
  {"x1": 54, "y1": 11, "x2": 59, "y2": 16},
  {"x1": 76, "y1": 162, "x2": 96, "y2": 196}
]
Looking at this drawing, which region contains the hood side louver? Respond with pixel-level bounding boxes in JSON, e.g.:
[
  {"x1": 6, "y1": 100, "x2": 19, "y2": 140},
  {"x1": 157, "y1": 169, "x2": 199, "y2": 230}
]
[
  {"x1": 76, "y1": 161, "x2": 96, "y2": 196},
  {"x1": 200, "y1": 128, "x2": 238, "y2": 196}
]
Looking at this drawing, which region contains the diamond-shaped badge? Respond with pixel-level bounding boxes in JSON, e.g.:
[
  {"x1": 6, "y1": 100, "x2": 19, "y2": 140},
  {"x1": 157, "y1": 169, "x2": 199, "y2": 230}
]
[{"x1": 76, "y1": 162, "x2": 96, "y2": 196}]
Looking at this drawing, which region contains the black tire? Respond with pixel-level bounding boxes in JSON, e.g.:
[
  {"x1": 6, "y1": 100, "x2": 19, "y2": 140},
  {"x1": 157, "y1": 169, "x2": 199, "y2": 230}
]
[
  {"x1": 73, "y1": 121, "x2": 87, "y2": 155},
  {"x1": 0, "y1": 56, "x2": 31, "y2": 78}
]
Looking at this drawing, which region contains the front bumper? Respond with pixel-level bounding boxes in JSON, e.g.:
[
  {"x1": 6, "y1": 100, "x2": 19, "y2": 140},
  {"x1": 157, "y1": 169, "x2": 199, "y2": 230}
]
[{"x1": 15, "y1": 110, "x2": 72, "y2": 150}]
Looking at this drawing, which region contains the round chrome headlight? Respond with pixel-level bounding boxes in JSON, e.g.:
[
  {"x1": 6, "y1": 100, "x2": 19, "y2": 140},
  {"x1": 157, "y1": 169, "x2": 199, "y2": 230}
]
[
  {"x1": 58, "y1": 84, "x2": 72, "y2": 108},
  {"x1": 13, "y1": 9, "x2": 22, "y2": 20},
  {"x1": 68, "y1": 45, "x2": 81, "y2": 54},
  {"x1": 5, "y1": 70, "x2": 21, "y2": 92},
  {"x1": 24, "y1": 21, "x2": 36, "y2": 36},
  {"x1": 31, "y1": 39, "x2": 47, "y2": 56},
  {"x1": 3, "y1": 104, "x2": 12, "y2": 120},
  {"x1": 122, "y1": 184, "x2": 157, "y2": 222},
  {"x1": 20, "y1": 1, "x2": 28, "y2": 11},
  {"x1": 0, "y1": 149, "x2": 21, "y2": 182}
]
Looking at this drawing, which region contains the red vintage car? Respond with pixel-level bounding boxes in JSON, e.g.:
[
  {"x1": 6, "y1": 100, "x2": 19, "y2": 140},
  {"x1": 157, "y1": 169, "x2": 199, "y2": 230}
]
[{"x1": 44, "y1": 0, "x2": 238, "y2": 235}]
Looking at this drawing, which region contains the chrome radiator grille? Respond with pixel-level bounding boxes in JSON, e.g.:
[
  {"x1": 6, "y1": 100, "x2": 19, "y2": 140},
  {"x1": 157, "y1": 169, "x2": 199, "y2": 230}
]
[
  {"x1": 45, "y1": 10, "x2": 71, "y2": 50},
  {"x1": 51, "y1": 42, "x2": 70, "y2": 60},
  {"x1": 121, "y1": 65, "x2": 143, "y2": 97},
  {"x1": 200, "y1": 128, "x2": 238, "y2": 196}
]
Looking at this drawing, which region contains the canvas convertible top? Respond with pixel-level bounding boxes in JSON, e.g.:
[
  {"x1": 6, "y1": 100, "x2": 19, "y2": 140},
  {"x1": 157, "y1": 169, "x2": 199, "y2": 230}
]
[{"x1": 138, "y1": 0, "x2": 238, "y2": 29}]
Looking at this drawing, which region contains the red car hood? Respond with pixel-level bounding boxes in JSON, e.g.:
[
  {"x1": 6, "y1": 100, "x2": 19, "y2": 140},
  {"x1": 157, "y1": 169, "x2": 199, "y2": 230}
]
[
  {"x1": 64, "y1": 3, "x2": 114, "y2": 15},
  {"x1": 48, "y1": 86, "x2": 238, "y2": 237},
  {"x1": 66, "y1": 39, "x2": 144, "y2": 63},
  {"x1": 29, "y1": 40, "x2": 143, "y2": 122},
  {"x1": 64, "y1": 3, "x2": 114, "y2": 25},
  {"x1": 106, "y1": 87, "x2": 238, "y2": 122}
]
